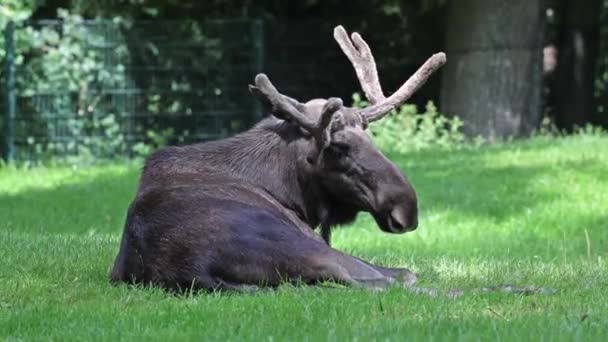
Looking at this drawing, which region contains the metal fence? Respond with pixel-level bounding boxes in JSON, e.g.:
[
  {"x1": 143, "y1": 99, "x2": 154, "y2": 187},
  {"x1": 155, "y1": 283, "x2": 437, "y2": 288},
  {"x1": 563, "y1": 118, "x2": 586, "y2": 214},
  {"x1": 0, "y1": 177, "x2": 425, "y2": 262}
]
[
  {"x1": 1, "y1": 19, "x2": 266, "y2": 162},
  {"x1": 1, "y1": 18, "x2": 435, "y2": 162}
]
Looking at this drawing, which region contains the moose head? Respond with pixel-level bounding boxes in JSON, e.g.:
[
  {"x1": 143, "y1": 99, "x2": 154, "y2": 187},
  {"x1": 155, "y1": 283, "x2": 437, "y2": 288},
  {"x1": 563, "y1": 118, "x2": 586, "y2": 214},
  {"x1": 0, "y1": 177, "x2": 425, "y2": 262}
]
[{"x1": 249, "y1": 26, "x2": 446, "y2": 235}]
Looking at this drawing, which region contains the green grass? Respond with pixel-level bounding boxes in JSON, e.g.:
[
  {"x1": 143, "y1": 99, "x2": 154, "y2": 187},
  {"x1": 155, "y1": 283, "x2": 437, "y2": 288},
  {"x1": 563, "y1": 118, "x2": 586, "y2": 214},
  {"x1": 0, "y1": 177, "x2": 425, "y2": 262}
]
[{"x1": 1, "y1": 135, "x2": 607, "y2": 341}]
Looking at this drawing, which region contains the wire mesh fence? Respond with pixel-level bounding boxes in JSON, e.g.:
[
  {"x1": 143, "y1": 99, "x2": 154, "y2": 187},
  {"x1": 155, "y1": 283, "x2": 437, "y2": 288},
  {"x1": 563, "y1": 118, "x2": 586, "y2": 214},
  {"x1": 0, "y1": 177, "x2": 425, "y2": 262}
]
[
  {"x1": 1, "y1": 18, "x2": 437, "y2": 162},
  {"x1": 1, "y1": 18, "x2": 265, "y2": 162}
]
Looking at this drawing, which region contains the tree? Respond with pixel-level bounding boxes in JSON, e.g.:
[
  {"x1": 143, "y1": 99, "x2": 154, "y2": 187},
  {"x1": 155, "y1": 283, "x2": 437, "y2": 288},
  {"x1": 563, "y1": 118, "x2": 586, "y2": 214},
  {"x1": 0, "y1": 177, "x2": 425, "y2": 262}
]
[
  {"x1": 440, "y1": 0, "x2": 546, "y2": 139},
  {"x1": 550, "y1": 0, "x2": 602, "y2": 130}
]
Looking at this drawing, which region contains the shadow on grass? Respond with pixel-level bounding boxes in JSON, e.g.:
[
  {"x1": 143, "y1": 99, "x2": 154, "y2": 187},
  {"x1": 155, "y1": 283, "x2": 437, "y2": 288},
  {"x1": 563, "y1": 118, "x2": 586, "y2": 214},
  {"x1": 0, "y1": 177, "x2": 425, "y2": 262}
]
[
  {"x1": 333, "y1": 145, "x2": 608, "y2": 260},
  {"x1": 1, "y1": 141, "x2": 607, "y2": 302},
  {"x1": 391, "y1": 147, "x2": 608, "y2": 223},
  {"x1": 0, "y1": 166, "x2": 140, "y2": 235},
  {"x1": 1, "y1": 142, "x2": 606, "y2": 243}
]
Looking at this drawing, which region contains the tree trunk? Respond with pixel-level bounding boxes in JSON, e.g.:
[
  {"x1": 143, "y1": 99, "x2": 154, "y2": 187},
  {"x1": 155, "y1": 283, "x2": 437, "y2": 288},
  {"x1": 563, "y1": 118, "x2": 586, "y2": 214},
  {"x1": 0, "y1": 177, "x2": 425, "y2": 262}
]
[
  {"x1": 440, "y1": 0, "x2": 546, "y2": 139},
  {"x1": 551, "y1": 0, "x2": 601, "y2": 130}
]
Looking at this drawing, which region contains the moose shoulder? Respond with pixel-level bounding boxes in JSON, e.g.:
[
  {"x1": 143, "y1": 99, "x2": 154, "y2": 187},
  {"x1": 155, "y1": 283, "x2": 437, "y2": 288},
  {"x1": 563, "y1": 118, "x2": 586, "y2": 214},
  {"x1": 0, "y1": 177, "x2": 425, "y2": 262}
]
[{"x1": 110, "y1": 26, "x2": 446, "y2": 292}]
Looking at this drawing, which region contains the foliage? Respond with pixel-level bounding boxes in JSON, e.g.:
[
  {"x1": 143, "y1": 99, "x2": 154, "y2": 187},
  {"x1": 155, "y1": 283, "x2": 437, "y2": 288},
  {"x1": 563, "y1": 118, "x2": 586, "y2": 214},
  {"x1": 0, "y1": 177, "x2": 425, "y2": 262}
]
[
  {"x1": 352, "y1": 93, "x2": 465, "y2": 153},
  {"x1": 2, "y1": 8, "x2": 232, "y2": 164},
  {"x1": 1, "y1": 9, "x2": 136, "y2": 163},
  {"x1": 19, "y1": 11, "x2": 131, "y2": 162},
  {"x1": 131, "y1": 128, "x2": 175, "y2": 157},
  {"x1": 2, "y1": 0, "x2": 607, "y2": 165},
  {"x1": 535, "y1": 115, "x2": 607, "y2": 138},
  {"x1": 0, "y1": 1, "x2": 34, "y2": 87},
  {"x1": 1, "y1": 136, "x2": 607, "y2": 340}
]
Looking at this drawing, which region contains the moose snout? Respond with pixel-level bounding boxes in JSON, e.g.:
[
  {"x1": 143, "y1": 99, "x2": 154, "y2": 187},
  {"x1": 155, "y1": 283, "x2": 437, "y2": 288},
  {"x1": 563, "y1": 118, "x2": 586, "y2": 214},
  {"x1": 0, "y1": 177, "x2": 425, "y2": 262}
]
[
  {"x1": 374, "y1": 172, "x2": 418, "y2": 233},
  {"x1": 387, "y1": 204, "x2": 418, "y2": 233}
]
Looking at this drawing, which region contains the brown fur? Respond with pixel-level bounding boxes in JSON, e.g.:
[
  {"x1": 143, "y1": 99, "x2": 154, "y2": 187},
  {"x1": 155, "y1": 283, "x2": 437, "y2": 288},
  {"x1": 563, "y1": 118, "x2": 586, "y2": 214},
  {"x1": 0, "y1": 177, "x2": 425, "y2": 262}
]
[{"x1": 110, "y1": 101, "x2": 419, "y2": 291}]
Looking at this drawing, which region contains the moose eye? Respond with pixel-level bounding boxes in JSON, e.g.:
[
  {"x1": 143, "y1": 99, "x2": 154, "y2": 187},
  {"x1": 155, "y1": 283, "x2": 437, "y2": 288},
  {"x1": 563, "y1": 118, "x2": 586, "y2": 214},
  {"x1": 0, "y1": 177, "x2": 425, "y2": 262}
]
[{"x1": 327, "y1": 142, "x2": 350, "y2": 155}]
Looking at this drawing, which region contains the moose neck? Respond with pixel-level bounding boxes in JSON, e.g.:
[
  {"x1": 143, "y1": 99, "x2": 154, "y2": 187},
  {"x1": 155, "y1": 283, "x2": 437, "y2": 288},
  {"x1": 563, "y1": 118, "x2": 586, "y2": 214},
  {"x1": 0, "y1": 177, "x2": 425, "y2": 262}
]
[{"x1": 200, "y1": 118, "x2": 325, "y2": 227}]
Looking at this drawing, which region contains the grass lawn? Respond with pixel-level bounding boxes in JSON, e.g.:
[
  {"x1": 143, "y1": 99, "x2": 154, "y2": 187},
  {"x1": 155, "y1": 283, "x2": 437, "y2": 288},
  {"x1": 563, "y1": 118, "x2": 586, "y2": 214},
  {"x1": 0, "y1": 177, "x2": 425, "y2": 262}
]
[{"x1": 1, "y1": 134, "x2": 607, "y2": 341}]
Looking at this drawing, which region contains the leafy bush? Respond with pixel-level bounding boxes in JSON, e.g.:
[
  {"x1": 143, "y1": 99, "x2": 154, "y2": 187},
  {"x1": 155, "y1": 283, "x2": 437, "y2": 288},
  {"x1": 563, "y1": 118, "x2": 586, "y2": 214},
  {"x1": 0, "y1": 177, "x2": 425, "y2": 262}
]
[
  {"x1": 351, "y1": 93, "x2": 465, "y2": 153},
  {"x1": 2, "y1": 8, "x2": 220, "y2": 164},
  {"x1": 1, "y1": 9, "x2": 135, "y2": 163},
  {"x1": 24, "y1": 11, "x2": 131, "y2": 162},
  {"x1": 534, "y1": 116, "x2": 607, "y2": 138}
]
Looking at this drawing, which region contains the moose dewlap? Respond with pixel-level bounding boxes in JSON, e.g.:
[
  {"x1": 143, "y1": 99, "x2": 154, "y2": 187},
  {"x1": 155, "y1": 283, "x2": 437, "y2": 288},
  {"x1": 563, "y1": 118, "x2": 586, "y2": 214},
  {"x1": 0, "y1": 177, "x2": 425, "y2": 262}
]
[{"x1": 110, "y1": 25, "x2": 446, "y2": 292}]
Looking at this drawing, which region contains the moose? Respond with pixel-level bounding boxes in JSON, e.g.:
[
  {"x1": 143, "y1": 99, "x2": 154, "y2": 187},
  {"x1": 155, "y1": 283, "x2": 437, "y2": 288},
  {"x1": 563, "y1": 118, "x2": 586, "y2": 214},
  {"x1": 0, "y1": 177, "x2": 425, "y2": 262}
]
[{"x1": 110, "y1": 26, "x2": 446, "y2": 292}]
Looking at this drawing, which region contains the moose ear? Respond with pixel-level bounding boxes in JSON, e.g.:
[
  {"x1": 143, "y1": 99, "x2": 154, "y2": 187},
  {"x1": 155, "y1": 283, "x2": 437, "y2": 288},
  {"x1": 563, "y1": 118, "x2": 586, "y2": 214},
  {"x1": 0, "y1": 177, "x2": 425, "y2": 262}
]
[
  {"x1": 249, "y1": 85, "x2": 271, "y2": 108},
  {"x1": 249, "y1": 84, "x2": 304, "y2": 122},
  {"x1": 249, "y1": 84, "x2": 285, "y2": 120}
]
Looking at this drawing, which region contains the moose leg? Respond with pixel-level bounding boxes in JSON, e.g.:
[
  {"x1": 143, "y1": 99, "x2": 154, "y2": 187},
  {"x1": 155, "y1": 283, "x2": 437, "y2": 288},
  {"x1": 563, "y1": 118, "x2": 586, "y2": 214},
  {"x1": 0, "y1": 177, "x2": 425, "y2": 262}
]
[
  {"x1": 208, "y1": 208, "x2": 401, "y2": 291},
  {"x1": 307, "y1": 249, "x2": 399, "y2": 290},
  {"x1": 212, "y1": 234, "x2": 397, "y2": 291},
  {"x1": 306, "y1": 246, "x2": 417, "y2": 289},
  {"x1": 317, "y1": 222, "x2": 416, "y2": 287},
  {"x1": 355, "y1": 260, "x2": 417, "y2": 287}
]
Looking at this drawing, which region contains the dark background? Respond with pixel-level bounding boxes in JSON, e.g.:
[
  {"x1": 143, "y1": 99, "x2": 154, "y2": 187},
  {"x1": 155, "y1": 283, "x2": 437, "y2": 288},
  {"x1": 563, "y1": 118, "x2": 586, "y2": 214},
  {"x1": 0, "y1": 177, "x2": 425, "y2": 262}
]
[{"x1": 1, "y1": 0, "x2": 607, "y2": 160}]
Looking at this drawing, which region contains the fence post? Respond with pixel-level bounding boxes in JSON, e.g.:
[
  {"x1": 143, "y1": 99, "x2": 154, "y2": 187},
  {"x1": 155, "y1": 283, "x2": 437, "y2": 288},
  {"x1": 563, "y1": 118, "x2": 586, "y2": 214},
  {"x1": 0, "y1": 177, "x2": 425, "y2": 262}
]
[
  {"x1": 3, "y1": 21, "x2": 16, "y2": 163},
  {"x1": 251, "y1": 19, "x2": 264, "y2": 120}
]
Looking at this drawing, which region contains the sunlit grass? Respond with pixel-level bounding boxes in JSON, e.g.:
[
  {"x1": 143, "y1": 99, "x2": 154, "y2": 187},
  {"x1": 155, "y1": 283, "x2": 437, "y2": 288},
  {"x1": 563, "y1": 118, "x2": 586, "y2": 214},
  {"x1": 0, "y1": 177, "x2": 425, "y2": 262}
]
[{"x1": 1, "y1": 135, "x2": 607, "y2": 341}]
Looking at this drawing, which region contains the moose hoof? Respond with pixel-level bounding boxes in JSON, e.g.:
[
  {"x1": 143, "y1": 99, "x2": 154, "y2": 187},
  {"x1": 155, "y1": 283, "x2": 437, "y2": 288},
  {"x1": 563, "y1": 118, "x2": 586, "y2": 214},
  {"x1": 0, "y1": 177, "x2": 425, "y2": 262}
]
[
  {"x1": 357, "y1": 277, "x2": 396, "y2": 291},
  {"x1": 395, "y1": 269, "x2": 417, "y2": 287}
]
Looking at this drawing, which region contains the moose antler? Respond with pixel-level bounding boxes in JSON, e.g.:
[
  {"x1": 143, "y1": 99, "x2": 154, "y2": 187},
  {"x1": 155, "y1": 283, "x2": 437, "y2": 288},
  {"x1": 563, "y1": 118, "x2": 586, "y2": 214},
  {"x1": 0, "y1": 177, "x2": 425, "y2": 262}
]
[
  {"x1": 250, "y1": 74, "x2": 342, "y2": 151},
  {"x1": 333, "y1": 26, "x2": 385, "y2": 105},
  {"x1": 362, "y1": 52, "x2": 446, "y2": 121},
  {"x1": 334, "y1": 25, "x2": 446, "y2": 123}
]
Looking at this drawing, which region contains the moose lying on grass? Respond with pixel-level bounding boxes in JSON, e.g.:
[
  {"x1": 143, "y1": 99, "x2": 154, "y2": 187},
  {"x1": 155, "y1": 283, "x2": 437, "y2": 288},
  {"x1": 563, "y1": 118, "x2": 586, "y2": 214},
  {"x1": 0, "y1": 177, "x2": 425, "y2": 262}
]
[{"x1": 110, "y1": 26, "x2": 446, "y2": 292}]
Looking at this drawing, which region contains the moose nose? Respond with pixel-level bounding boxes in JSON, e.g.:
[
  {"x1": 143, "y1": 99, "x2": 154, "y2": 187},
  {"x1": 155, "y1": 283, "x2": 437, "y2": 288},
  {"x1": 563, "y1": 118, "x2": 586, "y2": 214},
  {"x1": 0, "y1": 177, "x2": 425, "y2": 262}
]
[{"x1": 388, "y1": 205, "x2": 418, "y2": 233}]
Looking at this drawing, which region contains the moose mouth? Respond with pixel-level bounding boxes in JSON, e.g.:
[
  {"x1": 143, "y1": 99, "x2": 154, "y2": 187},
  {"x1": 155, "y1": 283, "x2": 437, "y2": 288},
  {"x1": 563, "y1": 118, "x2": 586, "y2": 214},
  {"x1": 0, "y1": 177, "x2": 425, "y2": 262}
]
[{"x1": 373, "y1": 206, "x2": 418, "y2": 234}]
